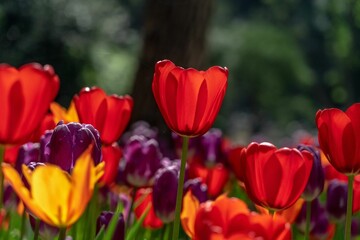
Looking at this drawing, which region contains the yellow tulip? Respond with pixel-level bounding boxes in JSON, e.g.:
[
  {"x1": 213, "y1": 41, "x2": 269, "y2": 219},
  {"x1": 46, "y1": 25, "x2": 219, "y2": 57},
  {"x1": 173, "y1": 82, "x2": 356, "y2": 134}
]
[
  {"x1": 50, "y1": 100, "x2": 79, "y2": 124},
  {"x1": 2, "y1": 149, "x2": 104, "y2": 228}
]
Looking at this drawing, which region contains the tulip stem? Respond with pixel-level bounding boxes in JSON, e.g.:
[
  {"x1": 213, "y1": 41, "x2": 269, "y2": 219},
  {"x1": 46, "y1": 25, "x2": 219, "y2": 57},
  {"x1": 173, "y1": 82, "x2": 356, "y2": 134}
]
[
  {"x1": 33, "y1": 219, "x2": 40, "y2": 240},
  {"x1": 20, "y1": 210, "x2": 27, "y2": 239},
  {"x1": 58, "y1": 227, "x2": 66, "y2": 240},
  {"x1": 127, "y1": 187, "x2": 137, "y2": 227},
  {"x1": 172, "y1": 136, "x2": 189, "y2": 240},
  {"x1": 345, "y1": 174, "x2": 354, "y2": 240},
  {"x1": 0, "y1": 144, "x2": 4, "y2": 210},
  {"x1": 304, "y1": 200, "x2": 311, "y2": 240}
]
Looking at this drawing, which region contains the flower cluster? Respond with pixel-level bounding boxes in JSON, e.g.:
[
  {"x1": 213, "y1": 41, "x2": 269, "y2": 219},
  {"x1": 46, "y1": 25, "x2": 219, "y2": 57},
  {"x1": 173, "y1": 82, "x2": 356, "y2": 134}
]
[{"x1": 0, "y1": 60, "x2": 359, "y2": 240}]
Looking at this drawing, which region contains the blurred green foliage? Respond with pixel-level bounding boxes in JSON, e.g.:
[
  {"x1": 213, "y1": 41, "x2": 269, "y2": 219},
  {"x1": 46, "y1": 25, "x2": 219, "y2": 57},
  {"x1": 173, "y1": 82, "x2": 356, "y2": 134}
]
[
  {"x1": 0, "y1": 0, "x2": 140, "y2": 105},
  {"x1": 210, "y1": 0, "x2": 360, "y2": 141},
  {"x1": 1, "y1": 0, "x2": 360, "y2": 142}
]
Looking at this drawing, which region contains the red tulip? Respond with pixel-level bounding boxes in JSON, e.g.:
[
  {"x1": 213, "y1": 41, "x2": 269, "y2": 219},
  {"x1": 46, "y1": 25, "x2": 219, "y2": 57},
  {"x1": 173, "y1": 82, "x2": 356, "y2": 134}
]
[
  {"x1": 74, "y1": 87, "x2": 133, "y2": 145},
  {"x1": 227, "y1": 145, "x2": 245, "y2": 182},
  {"x1": 134, "y1": 188, "x2": 163, "y2": 229},
  {"x1": 188, "y1": 157, "x2": 229, "y2": 198},
  {"x1": 100, "y1": 143, "x2": 122, "y2": 187},
  {"x1": 152, "y1": 60, "x2": 228, "y2": 137},
  {"x1": 240, "y1": 142, "x2": 313, "y2": 211},
  {"x1": 0, "y1": 63, "x2": 59, "y2": 144},
  {"x1": 316, "y1": 104, "x2": 360, "y2": 175}
]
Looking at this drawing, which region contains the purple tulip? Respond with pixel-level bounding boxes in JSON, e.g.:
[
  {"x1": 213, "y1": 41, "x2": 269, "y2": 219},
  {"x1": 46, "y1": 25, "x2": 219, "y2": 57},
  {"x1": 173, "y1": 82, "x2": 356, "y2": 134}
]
[
  {"x1": 352, "y1": 219, "x2": 360, "y2": 237},
  {"x1": 96, "y1": 211, "x2": 125, "y2": 240},
  {"x1": 45, "y1": 121, "x2": 102, "y2": 172},
  {"x1": 326, "y1": 180, "x2": 347, "y2": 222},
  {"x1": 120, "y1": 135, "x2": 162, "y2": 187},
  {"x1": 297, "y1": 144, "x2": 324, "y2": 201},
  {"x1": 15, "y1": 143, "x2": 40, "y2": 173},
  {"x1": 152, "y1": 165, "x2": 179, "y2": 223},
  {"x1": 295, "y1": 198, "x2": 330, "y2": 236},
  {"x1": 198, "y1": 128, "x2": 226, "y2": 166},
  {"x1": 184, "y1": 178, "x2": 208, "y2": 203},
  {"x1": 121, "y1": 121, "x2": 158, "y2": 144},
  {"x1": 39, "y1": 130, "x2": 53, "y2": 163}
]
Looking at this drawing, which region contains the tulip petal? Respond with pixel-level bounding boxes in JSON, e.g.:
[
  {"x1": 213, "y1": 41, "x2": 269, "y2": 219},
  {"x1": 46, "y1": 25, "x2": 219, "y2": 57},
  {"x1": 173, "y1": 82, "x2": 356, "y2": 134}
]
[
  {"x1": 31, "y1": 165, "x2": 72, "y2": 227},
  {"x1": 68, "y1": 148, "x2": 97, "y2": 225},
  {"x1": 2, "y1": 164, "x2": 54, "y2": 225},
  {"x1": 181, "y1": 191, "x2": 200, "y2": 239},
  {"x1": 316, "y1": 109, "x2": 356, "y2": 174}
]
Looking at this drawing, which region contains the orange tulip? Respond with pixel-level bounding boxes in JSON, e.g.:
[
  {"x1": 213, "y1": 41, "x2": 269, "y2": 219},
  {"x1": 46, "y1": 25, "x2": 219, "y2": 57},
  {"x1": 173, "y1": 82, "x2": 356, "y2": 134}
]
[
  {"x1": 0, "y1": 63, "x2": 59, "y2": 144},
  {"x1": 240, "y1": 142, "x2": 313, "y2": 211},
  {"x1": 316, "y1": 104, "x2": 360, "y2": 175},
  {"x1": 2, "y1": 148, "x2": 104, "y2": 228},
  {"x1": 152, "y1": 60, "x2": 228, "y2": 137},
  {"x1": 181, "y1": 193, "x2": 291, "y2": 240},
  {"x1": 73, "y1": 87, "x2": 133, "y2": 145}
]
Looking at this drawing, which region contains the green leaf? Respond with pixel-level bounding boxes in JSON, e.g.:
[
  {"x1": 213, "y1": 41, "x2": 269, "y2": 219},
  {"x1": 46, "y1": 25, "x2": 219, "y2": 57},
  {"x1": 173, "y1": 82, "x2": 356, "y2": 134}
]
[{"x1": 125, "y1": 204, "x2": 151, "y2": 240}]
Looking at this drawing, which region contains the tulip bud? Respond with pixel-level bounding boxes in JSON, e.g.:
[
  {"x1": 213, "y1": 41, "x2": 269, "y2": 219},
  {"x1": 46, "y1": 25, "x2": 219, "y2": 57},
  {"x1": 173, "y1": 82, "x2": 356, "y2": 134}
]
[
  {"x1": 15, "y1": 143, "x2": 40, "y2": 173},
  {"x1": 199, "y1": 128, "x2": 226, "y2": 166},
  {"x1": 121, "y1": 136, "x2": 162, "y2": 187},
  {"x1": 121, "y1": 121, "x2": 158, "y2": 144},
  {"x1": 326, "y1": 180, "x2": 347, "y2": 222},
  {"x1": 39, "y1": 130, "x2": 53, "y2": 163},
  {"x1": 96, "y1": 212, "x2": 125, "y2": 240},
  {"x1": 297, "y1": 145, "x2": 325, "y2": 201},
  {"x1": 184, "y1": 178, "x2": 208, "y2": 203},
  {"x1": 153, "y1": 165, "x2": 179, "y2": 223},
  {"x1": 45, "y1": 121, "x2": 102, "y2": 172}
]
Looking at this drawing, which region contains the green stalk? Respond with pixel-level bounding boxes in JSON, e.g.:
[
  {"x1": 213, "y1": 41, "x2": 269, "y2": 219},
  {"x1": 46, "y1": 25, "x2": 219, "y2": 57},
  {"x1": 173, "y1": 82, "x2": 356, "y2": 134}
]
[
  {"x1": 164, "y1": 223, "x2": 172, "y2": 240},
  {"x1": 33, "y1": 219, "x2": 40, "y2": 240},
  {"x1": 345, "y1": 174, "x2": 354, "y2": 240},
  {"x1": 0, "y1": 144, "x2": 5, "y2": 210},
  {"x1": 304, "y1": 200, "x2": 311, "y2": 240},
  {"x1": 58, "y1": 227, "x2": 67, "y2": 240},
  {"x1": 172, "y1": 136, "x2": 189, "y2": 240},
  {"x1": 20, "y1": 211, "x2": 27, "y2": 239},
  {"x1": 126, "y1": 187, "x2": 137, "y2": 228}
]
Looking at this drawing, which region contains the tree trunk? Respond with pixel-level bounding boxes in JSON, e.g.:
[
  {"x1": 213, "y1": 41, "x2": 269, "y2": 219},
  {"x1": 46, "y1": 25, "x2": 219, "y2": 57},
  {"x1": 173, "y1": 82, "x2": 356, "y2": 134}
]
[{"x1": 131, "y1": 0, "x2": 214, "y2": 133}]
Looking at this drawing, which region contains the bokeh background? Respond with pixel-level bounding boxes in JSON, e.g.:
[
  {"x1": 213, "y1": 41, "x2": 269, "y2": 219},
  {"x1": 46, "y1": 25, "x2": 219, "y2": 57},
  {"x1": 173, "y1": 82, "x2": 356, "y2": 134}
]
[{"x1": 2, "y1": 0, "x2": 360, "y2": 145}]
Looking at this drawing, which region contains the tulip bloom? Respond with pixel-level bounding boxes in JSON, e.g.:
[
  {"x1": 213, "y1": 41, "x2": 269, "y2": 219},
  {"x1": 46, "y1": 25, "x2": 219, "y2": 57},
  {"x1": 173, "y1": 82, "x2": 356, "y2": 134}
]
[
  {"x1": 240, "y1": 142, "x2": 313, "y2": 211},
  {"x1": 74, "y1": 87, "x2": 133, "y2": 145},
  {"x1": 152, "y1": 165, "x2": 179, "y2": 223},
  {"x1": 181, "y1": 193, "x2": 291, "y2": 240},
  {"x1": 316, "y1": 104, "x2": 360, "y2": 175},
  {"x1": 0, "y1": 63, "x2": 59, "y2": 144},
  {"x1": 100, "y1": 143, "x2": 122, "y2": 186},
  {"x1": 50, "y1": 100, "x2": 79, "y2": 124},
  {"x1": 2, "y1": 149, "x2": 104, "y2": 228},
  {"x1": 134, "y1": 188, "x2": 163, "y2": 229},
  {"x1": 152, "y1": 60, "x2": 228, "y2": 137},
  {"x1": 188, "y1": 159, "x2": 229, "y2": 198},
  {"x1": 45, "y1": 122, "x2": 102, "y2": 172},
  {"x1": 120, "y1": 136, "x2": 163, "y2": 188},
  {"x1": 297, "y1": 145, "x2": 325, "y2": 201}
]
